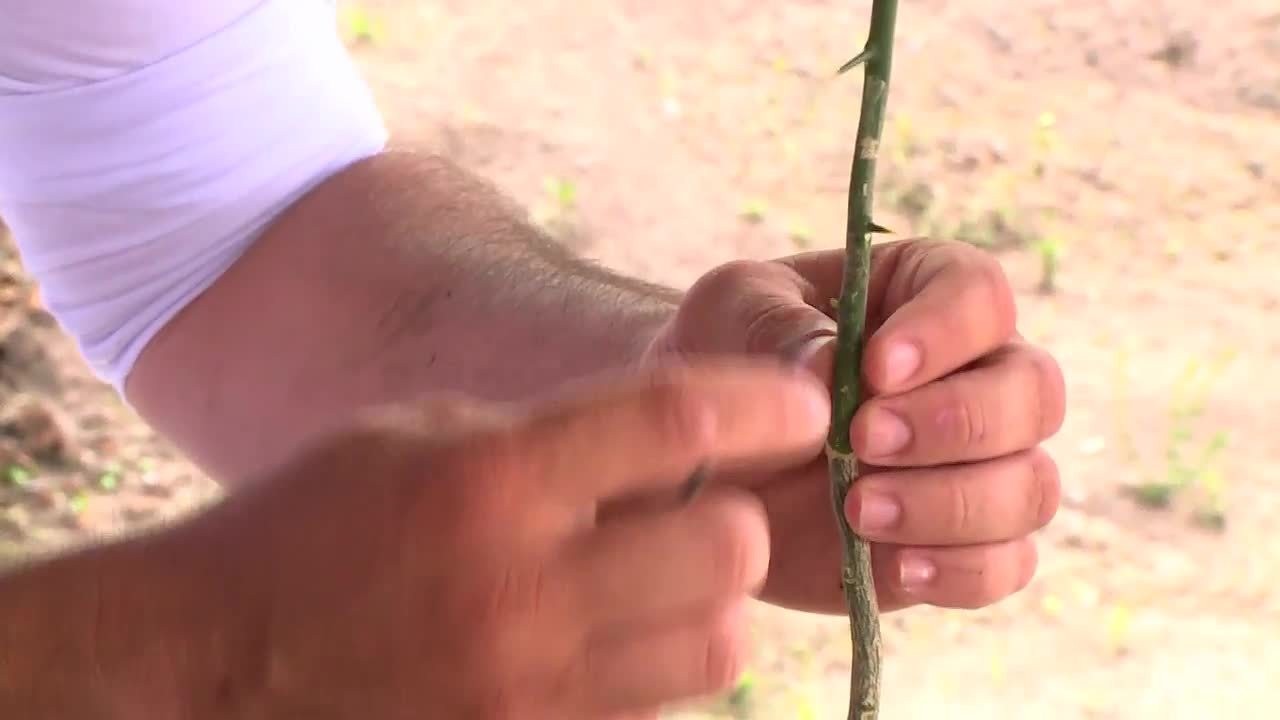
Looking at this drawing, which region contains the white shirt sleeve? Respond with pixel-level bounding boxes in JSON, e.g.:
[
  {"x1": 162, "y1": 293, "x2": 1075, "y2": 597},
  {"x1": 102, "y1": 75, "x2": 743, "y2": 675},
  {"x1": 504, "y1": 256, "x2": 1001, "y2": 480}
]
[{"x1": 0, "y1": 0, "x2": 389, "y2": 390}]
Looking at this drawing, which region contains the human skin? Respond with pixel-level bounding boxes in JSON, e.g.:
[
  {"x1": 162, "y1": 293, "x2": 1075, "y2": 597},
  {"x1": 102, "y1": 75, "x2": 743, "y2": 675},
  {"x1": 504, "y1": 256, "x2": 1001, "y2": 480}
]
[
  {"x1": 125, "y1": 147, "x2": 1065, "y2": 615},
  {"x1": 0, "y1": 146, "x2": 1065, "y2": 717},
  {"x1": 0, "y1": 361, "x2": 836, "y2": 719}
]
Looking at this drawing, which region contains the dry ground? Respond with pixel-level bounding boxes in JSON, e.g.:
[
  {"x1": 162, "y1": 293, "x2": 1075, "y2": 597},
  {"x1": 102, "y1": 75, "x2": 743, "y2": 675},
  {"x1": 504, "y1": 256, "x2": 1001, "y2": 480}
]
[{"x1": 1, "y1": 1, "x2": 1277, "y2": 718}]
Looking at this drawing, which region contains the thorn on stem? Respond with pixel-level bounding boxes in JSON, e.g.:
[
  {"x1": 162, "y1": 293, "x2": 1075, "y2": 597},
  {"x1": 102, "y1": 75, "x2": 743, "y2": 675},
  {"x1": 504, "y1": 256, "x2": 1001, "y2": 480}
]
[
  {"x1": 867, "y1": 221, "x2": 894, "y2": 234},
  {"x1": 838, "y1": 46, "x2": 876, "y2": 74}
]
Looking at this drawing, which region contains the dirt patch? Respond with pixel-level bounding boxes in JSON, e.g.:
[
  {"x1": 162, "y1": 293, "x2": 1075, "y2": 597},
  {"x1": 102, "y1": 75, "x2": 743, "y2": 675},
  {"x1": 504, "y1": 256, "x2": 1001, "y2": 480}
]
[{"x1": 0, "y1": 226, "x2": 217, "y2": 569}]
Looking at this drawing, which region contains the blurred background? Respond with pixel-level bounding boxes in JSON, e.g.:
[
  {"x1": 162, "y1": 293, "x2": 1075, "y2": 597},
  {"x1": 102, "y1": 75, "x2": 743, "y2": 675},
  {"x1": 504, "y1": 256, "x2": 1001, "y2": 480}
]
[{"x1": 1, "y1": 1, "x2": 1277, "y2": 717}]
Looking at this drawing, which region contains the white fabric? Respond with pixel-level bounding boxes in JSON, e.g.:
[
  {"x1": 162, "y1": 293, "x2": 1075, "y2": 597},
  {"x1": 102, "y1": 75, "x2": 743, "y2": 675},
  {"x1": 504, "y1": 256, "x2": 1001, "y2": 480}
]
[{"x1": 0, "y1": 0, "x2": 390, "y2": 388}]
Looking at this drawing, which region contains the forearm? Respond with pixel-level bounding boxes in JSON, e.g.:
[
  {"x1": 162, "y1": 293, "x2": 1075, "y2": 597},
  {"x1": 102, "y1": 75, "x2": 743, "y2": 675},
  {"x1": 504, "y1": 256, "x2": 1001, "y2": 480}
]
[
  {"x1": 0, "y1": 531, "x2": 243, "y2": 718},
  {"x1": 127, "y1": 148, "x2": 681, "y2": 482}
]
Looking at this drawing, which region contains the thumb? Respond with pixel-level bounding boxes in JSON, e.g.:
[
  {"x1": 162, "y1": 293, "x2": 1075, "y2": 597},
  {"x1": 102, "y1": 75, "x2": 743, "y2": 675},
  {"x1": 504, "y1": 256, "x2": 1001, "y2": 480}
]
[{"x1": 665, "y1": 260, "x2": 837, "y2": 370}]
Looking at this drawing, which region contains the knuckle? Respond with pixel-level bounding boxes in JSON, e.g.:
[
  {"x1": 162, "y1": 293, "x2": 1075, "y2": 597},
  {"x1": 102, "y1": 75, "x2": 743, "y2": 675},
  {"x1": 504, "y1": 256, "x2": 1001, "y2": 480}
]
[
  {"x1": 459, "y1": 564, "x2": 549, "y2": 683},
  {"x1": 1019, "y1": 538, "x2": 1040, "y2": 590},
  {"x1": 700, "y1": 608, "x2": 749, "y2": 693},
  {"x1": 701, "y1": 497, "x2": 770, "y2": 595},
  {"x1": 1026, "y1": 448, "x2": 1061, "y2": 530},
  {"x1": 975, "y1": 541, "x2": 1037, "y2": 606},
  {"x1": 683, "y1": 259, "x2": 817, "y2": 356},
  {"x1": 946, "y1": 477, "x2": 976, "y2": 538},
  {"x1": 1023, "y1": 346, "x2": 1067, "y2": 439},
  {"x1": 678, "y1": 261, "x2": 763, "y2": 327},
  {"x1": 700, "y1": 259, "x2": 768, "y2": 292},
  {"x1": 969, "y1": 255, "x2": 1018, "y2": 336},
  {"x1": 489, "y1": 560, "x2": 551, "y2": 622},
  {"x1": 939, "y1": 381, "x2": 987, "y2": 451},
  {"x1": 742, "y1": 303, "x2": 829, "y2": 355}
]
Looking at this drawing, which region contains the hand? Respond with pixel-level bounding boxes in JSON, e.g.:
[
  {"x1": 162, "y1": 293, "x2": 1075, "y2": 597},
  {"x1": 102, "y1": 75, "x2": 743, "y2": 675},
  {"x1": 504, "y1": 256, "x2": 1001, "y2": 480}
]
[
  {"x1": 645, "y1": 238, "x2": 1067, "y2": 614},
  {"x1": 166, "y1": 362, "x2": 831, "y2": 719}
]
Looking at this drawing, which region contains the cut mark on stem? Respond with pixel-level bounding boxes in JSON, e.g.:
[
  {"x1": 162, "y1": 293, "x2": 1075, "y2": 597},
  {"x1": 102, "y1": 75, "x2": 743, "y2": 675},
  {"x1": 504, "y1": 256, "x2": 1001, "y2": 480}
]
[{"x1": 825, "y1": 444, "x2": 856, "y2": 462}]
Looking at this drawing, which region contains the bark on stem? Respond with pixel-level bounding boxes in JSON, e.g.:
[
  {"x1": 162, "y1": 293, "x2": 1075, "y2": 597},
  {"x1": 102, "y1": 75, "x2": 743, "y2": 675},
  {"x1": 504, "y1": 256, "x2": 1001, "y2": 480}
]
[{"x1": 826, "y1": 2, "x2": 899, "y2": 719}]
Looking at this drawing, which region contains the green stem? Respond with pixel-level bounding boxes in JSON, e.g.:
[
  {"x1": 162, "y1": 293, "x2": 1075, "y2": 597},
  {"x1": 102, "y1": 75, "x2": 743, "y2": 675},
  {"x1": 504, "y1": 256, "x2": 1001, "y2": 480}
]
[{"x1": 827, "y1": 2, "x2": 898, "y2": 719}]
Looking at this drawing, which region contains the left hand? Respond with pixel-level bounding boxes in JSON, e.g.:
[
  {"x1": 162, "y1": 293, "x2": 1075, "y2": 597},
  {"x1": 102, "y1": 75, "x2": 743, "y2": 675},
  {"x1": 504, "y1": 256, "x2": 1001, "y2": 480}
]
[{"x1": 643, "y1": 238, "x2": 1066, "y2": 615}]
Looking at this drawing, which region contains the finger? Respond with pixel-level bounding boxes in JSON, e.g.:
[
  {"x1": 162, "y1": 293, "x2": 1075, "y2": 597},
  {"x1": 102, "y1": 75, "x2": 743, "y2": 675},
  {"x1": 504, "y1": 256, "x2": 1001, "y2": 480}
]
[
  {"x1": 749, "y1": 460, "x2": 867, "y2": 615},
  {"x1": 850, "y1": 342, "x2": 1065, "y2": 466},
  {"x1": 860, "y1": 240, "x2": 1018, "y2": 395},
  {"x1": 752, "y1": 461, "x2": 1043, "y2": 615},
  {"x1": 550, "y1": 487, "x2": 770, "y2": 628},
  {"x1": 844, "y1": 449, "x2": 1060, "y2": 546},
  {"x1": 660, "y1": 259, "x2": 838, "y2": 362},
  {"x1": 514, "y1": 361, "x2": 830, "y2": 506},
  {"x1": 358, "y1": 391, "x2": 513, "y2": 445},
  {"x1": 871, "y1": 538, "x2": 1040, "y2": 611},
  {"x1": 772, "y1": 244, "x2": 900, "y2": 318},
  {"x1": 777, "y1": 241, "x2": 1020, "y2": 396},
  {"x1": 648, "y1": 255, "x2": 841, "y2": 404},
  {"x1": 601, "y1": 706, "x2": 663, "y2": 720},
  {"x1": 572, "y1": 597, "x2": 752, "y2": 716}
]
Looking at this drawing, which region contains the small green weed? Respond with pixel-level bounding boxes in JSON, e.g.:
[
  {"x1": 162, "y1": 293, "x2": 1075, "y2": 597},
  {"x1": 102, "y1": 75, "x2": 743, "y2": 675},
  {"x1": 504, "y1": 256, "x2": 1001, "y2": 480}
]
[
  {"x1": 1036, "y1": 233, "x2": 1064, "y2": 293},
  {"x1": 890, "y1": 178, "x2": 934, "y2": 221},
  {"x1": 340, "y1": 5, "x2": 382, "y2": 46},
  {"x1": 725, "y1": 669, "x2": 757, "y2": 716},
  {"x1": 4, "y1": 464, "x2": 31, "y2": 487},
  {"x1": 531, "y1": 176, "x2": 594, "y2": 250},
  {"x1": 945, "y1": 204, "x2": 1035, "y2": 251},
  {"x1": 740, "y1": 198, "x2": 768, "y2": 224},
  {"x1": 98, "y1": 465, "x2": 121, "y2": 491},
  {"x1": 545, "y1": 176, "x2": 577, "y2": 214},
  {"x1": 1121, "y1": 351, "x2": 1235, "y2": 529},
  {"x1": 1031, "y1": 110, "x2": 1060, "y2": 179},
  {"x1": 791, "y1": 690, "x2": 819, "y2": 720},
  {"x1": 890, "y1": 114, "x2": 924, "y2": 163},
  {"x1": 787, "y1": 220, "x2": 814, "y2": 249},
  {"x1": 1104, "y1": 603, "x2": 1134, "y2": 656},
  {"x1": 67, "y1": 490, "x2": 90, "y2": 515},
  {"x1": 533, "y1": 176, "x2": 578, "y2": 231}
]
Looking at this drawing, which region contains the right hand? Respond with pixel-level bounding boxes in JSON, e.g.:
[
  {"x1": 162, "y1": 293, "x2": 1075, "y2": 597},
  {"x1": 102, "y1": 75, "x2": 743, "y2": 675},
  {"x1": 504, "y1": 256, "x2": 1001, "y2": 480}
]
[{"x1": 171, "y1": 360, "x2": 831, "y2": 719}]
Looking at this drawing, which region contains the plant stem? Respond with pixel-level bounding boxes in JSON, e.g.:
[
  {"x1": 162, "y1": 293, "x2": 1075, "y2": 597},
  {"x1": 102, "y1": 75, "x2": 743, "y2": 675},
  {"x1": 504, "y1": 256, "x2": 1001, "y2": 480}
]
[{"x1": 827, "y1": 2, "x2": 898, "y2": 719}]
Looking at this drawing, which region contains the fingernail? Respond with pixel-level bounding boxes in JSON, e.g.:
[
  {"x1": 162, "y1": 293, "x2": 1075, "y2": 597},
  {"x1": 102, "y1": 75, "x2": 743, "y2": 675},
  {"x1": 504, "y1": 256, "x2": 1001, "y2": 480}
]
[
  {"x1": 781, "y1": 328, "x2": 837, "y2": 368},
  {"x1": 862, "y1": 408, "x2": 911, "y2": 458},
  {"x1": 850, "y1": 491, "x2": 900, "y2": 532},
  {"x1": 900, "y1": 555, "x2": 936, "y2": 591},
  {"x1": 788, "y1": 338, "x2": 829, "y2": 371},
  {"x1": 883, "y1": 341, "x2": 922, "y2": 388}
]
